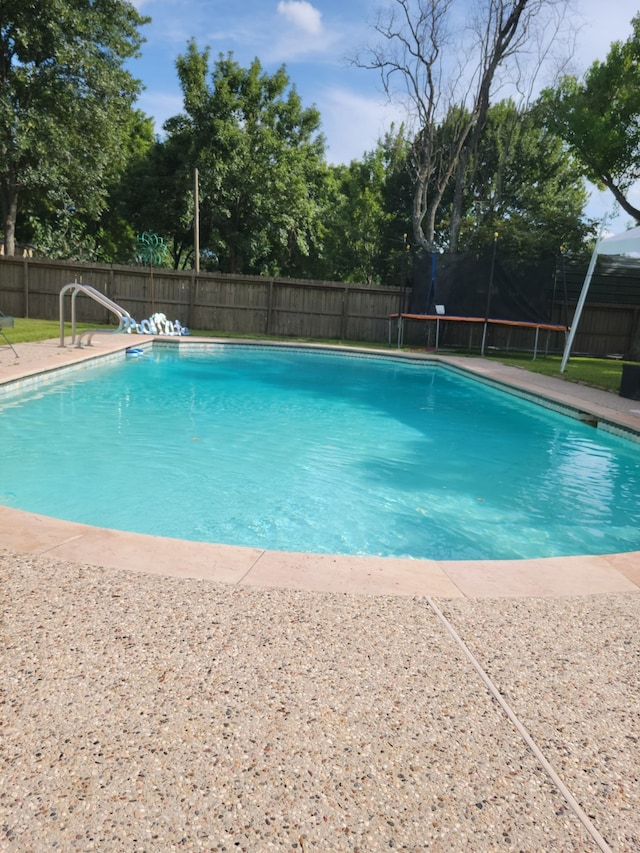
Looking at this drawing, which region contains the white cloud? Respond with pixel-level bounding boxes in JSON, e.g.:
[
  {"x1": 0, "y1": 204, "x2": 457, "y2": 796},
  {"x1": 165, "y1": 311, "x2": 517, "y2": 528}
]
[{"x1": 277, "y1": 1, "x2": 323, "y2": 36}]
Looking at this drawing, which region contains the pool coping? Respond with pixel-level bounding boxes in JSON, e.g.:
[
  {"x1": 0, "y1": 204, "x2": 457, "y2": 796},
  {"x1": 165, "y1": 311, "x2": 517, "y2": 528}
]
[{"x1": 1, "y1": 334, "x2": 639, "y2": 598}]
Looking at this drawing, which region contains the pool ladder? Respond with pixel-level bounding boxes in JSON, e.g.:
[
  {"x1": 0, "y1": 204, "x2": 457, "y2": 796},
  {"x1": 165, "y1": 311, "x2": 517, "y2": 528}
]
[{"x1": 59, "y1": 282, "x2": 133, "y2": 348}]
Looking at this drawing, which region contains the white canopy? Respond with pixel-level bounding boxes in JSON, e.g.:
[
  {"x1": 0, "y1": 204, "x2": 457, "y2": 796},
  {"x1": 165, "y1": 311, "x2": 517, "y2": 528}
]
[
  {"x1": 596, "y1": 224, "x2": 640, "y2": 255},
  {"x1": 560, "y1": 224, "x2": 640, "y2": 371}
]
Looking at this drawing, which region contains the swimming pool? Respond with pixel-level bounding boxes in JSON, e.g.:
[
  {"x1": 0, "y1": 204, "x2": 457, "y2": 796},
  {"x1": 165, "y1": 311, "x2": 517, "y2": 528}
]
[{"x1": 1, "y1": 343, "x2": 639, "y2": 561}]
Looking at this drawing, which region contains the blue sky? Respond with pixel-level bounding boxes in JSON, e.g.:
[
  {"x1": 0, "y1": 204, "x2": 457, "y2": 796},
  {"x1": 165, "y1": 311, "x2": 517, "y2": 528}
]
[
  {"x1": 128, "y1": 0, "x2": 639, "y2": 229},
  {"x1": 128, "y1": 0, "x2": 407, "y2": 165}
]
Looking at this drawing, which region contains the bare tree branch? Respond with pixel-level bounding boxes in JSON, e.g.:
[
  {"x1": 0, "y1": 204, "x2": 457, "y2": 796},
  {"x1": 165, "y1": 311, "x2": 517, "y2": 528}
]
[{"x1": 354, "y1": 0, "x2": 573, "y2": 251}]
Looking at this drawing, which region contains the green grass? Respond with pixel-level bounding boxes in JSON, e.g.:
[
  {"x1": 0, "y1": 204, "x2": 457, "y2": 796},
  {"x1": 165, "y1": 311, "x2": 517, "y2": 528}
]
[
  {"x1": 482, "y1": 352, "x2": 626, "y2": 393},
  {"x1": 3, "y1": 317, "x2": 630, "y2": 393},
  {"x1": 2, "y1": 317, "x2": 109, "y2": 343}
]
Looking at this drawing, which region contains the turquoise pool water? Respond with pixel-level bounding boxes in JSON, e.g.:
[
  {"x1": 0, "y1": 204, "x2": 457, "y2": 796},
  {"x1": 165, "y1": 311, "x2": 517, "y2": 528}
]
[{"x1": 1, "y1": 344, "x2": 639, "y2": 560}]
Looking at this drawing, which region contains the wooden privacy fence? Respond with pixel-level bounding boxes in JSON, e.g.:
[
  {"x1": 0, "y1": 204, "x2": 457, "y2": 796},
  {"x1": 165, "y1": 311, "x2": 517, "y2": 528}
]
[
  {"x1": 0, "y1": 254, "x2": 639, "y2": 356},
  {"x1": 0, "y1": 256, "x2": 407, "y2": 344}
]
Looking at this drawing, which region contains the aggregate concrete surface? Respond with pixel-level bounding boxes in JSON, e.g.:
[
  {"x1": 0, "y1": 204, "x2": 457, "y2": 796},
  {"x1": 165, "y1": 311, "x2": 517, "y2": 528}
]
[{"x1": 2, "y1": 553, "x2": 639, "y2": 852}]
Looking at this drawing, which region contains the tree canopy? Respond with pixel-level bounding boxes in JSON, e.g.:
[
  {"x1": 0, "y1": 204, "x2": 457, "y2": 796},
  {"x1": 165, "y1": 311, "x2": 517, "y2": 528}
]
[
  {"x1": 0, "y1": 4, "x2": 602, "y2": 280},
  {"x1": 538, "y1": 14, "x2": 640, "y2": 220},
  {"x1": 158, "y1": 43, "x2": 327, "y2": 275},
  {"x1": 356, "y1": 0, "x2": 574, "y2": 251},
  {"x1": 455, "y1": 100, "x2": 588, "y2": 257},
  {"x1": 0, "y1": 0, "x2": 149, "y2": 255}
]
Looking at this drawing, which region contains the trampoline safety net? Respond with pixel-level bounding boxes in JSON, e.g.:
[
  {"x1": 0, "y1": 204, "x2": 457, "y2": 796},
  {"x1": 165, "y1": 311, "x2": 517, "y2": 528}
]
[{"x1": 409, "y1": 250, "x2": 557, "y2": 323}]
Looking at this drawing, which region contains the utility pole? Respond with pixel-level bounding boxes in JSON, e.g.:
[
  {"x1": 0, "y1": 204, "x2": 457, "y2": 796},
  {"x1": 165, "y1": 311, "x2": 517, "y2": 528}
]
[
  {"x1": 194, "y1": 167, "x2": 200, "y2": 273},
  {"x1": 481, "y1": 232, "x2": 499, "y2": 356}
]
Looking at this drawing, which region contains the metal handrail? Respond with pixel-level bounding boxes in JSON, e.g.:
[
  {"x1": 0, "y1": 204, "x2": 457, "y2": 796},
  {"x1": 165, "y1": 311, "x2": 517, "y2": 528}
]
[
  {"x1": 0, "y1": 310, "x2": 18, "y2": 356},
  {"x1": 59, "y1": 283, "x2": 133, "y2": 347}
]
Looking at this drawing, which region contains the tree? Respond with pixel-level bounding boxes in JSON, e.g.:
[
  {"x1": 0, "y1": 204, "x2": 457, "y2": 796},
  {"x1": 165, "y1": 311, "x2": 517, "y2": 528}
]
[
  {"x1": 319, "y1": 153, "x2": 392, "y2": 285},
  {"x1": 454, "y1": 100, "x2": 588, "y2": 258},
  {"x1": 25, "y1": 108, "x2": 156, "y2": 261},
  {"x1": 91, "y1": 111, "x2": 157, "y2": 263},
  {"x1": 164, "y1": 43, "x2": 327, "y2": 275},
  {"x1": 356, "y1": 0, "x2": 572, "y2": 251},
  {"x1": 377, "y1": 126, "x2": 415, "y2": 285},
  {"x1": 302, "y1": 127, "x2": 413, "y2": 286},
  {"x1": 0, "y1": 0, "x2": 149, "y2": 256},
  {"x1": 538, "y1": 14, "x2": 640, "y2": 220},
  {"x1": 110, "y1": 130, "x2": 196, "y2": 268}
]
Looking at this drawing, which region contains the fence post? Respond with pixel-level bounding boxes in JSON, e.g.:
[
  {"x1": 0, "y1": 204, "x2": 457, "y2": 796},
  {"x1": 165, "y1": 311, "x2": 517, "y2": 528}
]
[
  {"x1": 189, "y1": 269, "x2": 197, "y2": 329},
  {"x1": 266, "y1": 279, "x2": 274, "y2": 335},
  {"x1": 628, "y1": 306, "x2": 640, "y2": 359},
  {"x1": 340, "y1": 285, "x2": 349, "y2": 341},
  {"x1": 23, "y1": 256, "x2": 29, "y2": 317}
]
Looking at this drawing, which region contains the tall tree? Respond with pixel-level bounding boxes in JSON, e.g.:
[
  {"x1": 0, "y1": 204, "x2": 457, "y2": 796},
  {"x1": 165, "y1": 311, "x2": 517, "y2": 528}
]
[
  {"x1": 320, "y1": 152, "x2": 392, "y2": 285},
  {"x1": 306, "y1": 128, "x2": 413, "y2": 286},
  {"x1": 356, "y1": 0, "x2": 572, "y2": 251},
  {"x1": 538, "y1": 14, "x2": 640, "y2": 220},
  {"x1": 25, "y1": 108, "x2": 156, "y2": 261},
  {"x1": 454, "y1": 100, "x2": 588, "y2": 257},
  {"x1": 110, "y1": 130, "x2": 196, "y2": 269},
  {"x1": 0, "y1": 0, "x2": 149, "y2": 255},
  {"x1": 165, "y1": 43, "x2": 326, "y2": 275},
  {"x1": 377, "y1": 126, "x2": 415, "y2": 285}
]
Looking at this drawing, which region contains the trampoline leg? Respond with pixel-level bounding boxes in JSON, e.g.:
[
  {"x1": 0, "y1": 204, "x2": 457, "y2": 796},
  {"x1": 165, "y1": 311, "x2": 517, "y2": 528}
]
[{"x1": 532, "y1": 328, "x2": 540, "y2": 360}]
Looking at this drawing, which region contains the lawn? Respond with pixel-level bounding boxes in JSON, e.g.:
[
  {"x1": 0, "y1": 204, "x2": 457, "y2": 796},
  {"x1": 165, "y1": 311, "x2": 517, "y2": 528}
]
[
  {"x1": 2, "y1": 317, "x2": 632, "y2": 394},
  {"x1": 483, "y1": 352, "x2": 627, "y2": 394},
  {"x1": 1, "y1": 316, "x2": 106, "y2": 343}
]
